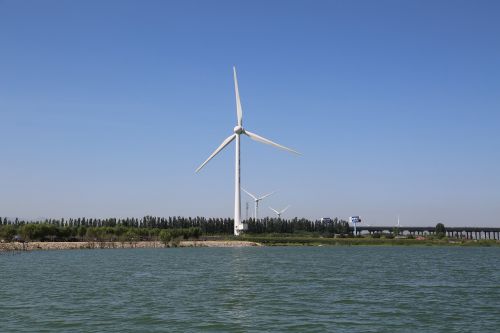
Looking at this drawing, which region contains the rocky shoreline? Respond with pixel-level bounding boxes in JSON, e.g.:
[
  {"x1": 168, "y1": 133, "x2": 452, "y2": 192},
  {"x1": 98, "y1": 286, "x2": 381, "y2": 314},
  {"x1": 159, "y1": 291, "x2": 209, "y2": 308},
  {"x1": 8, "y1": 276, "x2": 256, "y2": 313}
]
[{"x1": 0, "y1": 240, "x2": 262, "y2": 251}]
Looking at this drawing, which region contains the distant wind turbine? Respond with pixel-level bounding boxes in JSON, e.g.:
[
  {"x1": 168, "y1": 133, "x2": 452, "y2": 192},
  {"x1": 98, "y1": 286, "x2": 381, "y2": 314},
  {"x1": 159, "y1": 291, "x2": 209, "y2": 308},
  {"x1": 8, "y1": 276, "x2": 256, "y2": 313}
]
[
  {"x1": 242, "y1": 188, "x2": 276, "y2": 220},
  {"x1": 195, "y1": 67, "x2": 300, "y2": 235},
  {"x1": 269, "y1": 205, "x2": 291, "y2": 219}
]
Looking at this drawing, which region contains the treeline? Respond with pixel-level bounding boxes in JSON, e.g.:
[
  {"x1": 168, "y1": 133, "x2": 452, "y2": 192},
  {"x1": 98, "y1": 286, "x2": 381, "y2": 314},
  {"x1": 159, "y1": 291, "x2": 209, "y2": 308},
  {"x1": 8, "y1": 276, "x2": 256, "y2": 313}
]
[
  {"x1": 0, "y1": 224, "x2": 202, "y2": 243},
  {"x1": 246, "y1": 218, "x2": 349, "y2": 235},
  {"x1": 0, "y1": 216, "x2": 234, "y2": 234},
  {"x1": 0, "y1": 216, "x2": 349, "y2": 242}
]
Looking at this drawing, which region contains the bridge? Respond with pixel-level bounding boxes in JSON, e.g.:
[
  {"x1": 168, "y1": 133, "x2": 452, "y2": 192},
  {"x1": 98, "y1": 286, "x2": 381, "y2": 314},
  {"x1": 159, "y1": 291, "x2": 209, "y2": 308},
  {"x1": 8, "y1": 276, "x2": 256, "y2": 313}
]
[{"x1": 350, "y1": 226, "x2": 500, "y2": 240}]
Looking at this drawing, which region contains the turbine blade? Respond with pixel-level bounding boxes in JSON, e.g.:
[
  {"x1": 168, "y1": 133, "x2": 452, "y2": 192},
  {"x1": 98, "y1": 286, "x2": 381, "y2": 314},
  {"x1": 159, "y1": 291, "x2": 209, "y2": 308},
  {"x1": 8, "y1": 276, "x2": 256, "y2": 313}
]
[
  {"x1": 244, "y1": 130, "x2": 301, "y2": 155},
  {"x1": 241, "y1": 188, "x2": 257, "y2": 201},
  {"x1": 281, "y1": 205, "x2": 291, "y2": 214},
  {"x1": 258, "y1": 191, "x2": 276, "y2": 200},
  {"x1": 195, "y1": 134, "x2": 236, "y2": 173},
  {"x1": 233, "y1": 66, "x2": 243, "y2": 126},
  {"x1": 269, "y1": 207, "x2": 279, "y2": 214}
]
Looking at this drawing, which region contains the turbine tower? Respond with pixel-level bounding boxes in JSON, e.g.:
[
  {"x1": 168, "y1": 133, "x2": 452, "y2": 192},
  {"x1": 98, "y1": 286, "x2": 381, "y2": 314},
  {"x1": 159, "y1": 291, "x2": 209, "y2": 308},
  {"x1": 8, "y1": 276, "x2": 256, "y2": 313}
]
[
  {"x1": 269, "y1": 205, "x2": 291, "y2": 219},
  {"x1": 242, "y1": 188, "x2": 276, "y2": 220},
  {"x1": 195, "y1": 67, "x2": 300, "y2": 235}
]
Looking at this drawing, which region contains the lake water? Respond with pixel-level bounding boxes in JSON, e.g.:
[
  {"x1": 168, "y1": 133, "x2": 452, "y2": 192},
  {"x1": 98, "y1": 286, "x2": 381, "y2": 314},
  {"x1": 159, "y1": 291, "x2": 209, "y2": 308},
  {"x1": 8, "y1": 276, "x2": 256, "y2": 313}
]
[{"x1": 1, "y1": 246, "x2": 499, "y2": 332}]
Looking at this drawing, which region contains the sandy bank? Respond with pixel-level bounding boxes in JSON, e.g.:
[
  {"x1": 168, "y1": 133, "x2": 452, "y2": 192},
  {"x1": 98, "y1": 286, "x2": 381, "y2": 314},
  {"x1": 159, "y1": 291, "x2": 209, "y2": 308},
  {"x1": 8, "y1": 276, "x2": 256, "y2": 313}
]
[{"x1": 0, "y1": 240, "x2": 261, "y2": 251}]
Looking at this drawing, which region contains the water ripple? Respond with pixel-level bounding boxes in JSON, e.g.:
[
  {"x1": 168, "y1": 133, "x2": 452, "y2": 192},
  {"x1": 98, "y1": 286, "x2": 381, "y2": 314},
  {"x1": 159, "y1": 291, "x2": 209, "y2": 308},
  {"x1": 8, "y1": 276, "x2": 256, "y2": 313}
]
[{"x1": 0, "y1": 246, "x2": 499, "y2": 332}]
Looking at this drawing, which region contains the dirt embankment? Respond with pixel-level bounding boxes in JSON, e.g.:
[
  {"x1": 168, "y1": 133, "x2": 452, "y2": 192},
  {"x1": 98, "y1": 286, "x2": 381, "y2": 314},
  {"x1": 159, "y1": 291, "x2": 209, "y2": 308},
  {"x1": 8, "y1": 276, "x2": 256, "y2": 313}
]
[{"x1": 0, "y1": 240, "x2": 262, "y2": 251}]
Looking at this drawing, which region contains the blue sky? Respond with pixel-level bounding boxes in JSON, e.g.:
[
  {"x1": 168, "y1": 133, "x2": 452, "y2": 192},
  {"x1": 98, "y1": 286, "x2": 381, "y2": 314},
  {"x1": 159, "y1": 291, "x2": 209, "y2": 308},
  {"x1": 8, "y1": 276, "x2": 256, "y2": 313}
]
[{"x1": 1, "y1": 0, "x2": 499, "y2": 226}]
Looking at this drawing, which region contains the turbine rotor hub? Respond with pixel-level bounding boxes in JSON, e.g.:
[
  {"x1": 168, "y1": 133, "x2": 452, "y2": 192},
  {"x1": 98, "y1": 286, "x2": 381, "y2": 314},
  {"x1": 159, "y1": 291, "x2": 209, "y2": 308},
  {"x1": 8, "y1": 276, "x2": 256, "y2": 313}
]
[{"x1": 233, "y1": 125, "x2": 244, "y2": 134}]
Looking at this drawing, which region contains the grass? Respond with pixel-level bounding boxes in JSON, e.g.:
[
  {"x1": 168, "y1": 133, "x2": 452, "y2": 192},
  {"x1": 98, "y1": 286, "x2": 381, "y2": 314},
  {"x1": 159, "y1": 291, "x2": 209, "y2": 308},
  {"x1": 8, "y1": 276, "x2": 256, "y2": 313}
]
[{"x1": 237, "y1": 234, "x2": 500, "y2": 247}]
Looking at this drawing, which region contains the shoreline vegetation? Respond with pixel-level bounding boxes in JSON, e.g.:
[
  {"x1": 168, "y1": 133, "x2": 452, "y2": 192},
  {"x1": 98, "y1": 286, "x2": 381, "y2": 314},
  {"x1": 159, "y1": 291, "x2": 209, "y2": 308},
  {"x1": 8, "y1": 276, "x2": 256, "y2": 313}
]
[
  {"x1": 0, "y1": 240, "x2": 262, "y2": 251},
  {"x1": 1, "y1": 237, "x2": 498, "y2": 252},
  {"x1": 0, "y1": 218, "x2": 498, "y2": 251},
  {"x1": 239, "y1": 235, "x2": 500, "y2": 247}
]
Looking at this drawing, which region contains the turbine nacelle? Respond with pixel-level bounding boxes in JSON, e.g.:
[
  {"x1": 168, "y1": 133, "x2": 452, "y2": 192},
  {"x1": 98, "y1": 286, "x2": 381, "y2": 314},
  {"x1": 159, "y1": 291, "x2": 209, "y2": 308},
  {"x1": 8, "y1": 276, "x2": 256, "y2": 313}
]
[{"x1": 233, "y1": 125, "x2": 244, "y2": 135}]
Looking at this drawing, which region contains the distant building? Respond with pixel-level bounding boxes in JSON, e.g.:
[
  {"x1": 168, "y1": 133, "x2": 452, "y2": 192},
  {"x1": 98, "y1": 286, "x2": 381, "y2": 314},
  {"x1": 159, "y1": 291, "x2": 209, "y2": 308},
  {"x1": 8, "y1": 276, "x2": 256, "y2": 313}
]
[{"x1": 321, "y1": 217, "x2": 332, "y2": 223}]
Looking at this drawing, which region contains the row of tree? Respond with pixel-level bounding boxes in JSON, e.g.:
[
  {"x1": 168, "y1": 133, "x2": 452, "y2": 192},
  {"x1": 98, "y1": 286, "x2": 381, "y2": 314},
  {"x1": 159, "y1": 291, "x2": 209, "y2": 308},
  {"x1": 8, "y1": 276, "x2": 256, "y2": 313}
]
[
  {"x1": 0, "y1": 216, "x2": 350, "y2": 241},
  {"x1": 0, "y1": 224, "x2": 203, "y2": 243}
]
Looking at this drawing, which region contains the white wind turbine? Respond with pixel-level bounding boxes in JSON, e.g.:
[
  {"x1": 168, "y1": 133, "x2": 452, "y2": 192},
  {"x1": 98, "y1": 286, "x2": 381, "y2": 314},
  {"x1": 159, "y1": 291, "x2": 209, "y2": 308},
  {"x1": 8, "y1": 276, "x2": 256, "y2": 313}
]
[
  {"x1": 269, "y1": 205, "x2": 291, "y2": 219},
  {"x1": 195, "y1": 67, "x2": 300, "y2": 235},
  {"x1": 242, "y1": 188, "x2": 276, "y2": 220},
  {"x1": 394, "y1": 215, "x2": 401, "y2": 236}
]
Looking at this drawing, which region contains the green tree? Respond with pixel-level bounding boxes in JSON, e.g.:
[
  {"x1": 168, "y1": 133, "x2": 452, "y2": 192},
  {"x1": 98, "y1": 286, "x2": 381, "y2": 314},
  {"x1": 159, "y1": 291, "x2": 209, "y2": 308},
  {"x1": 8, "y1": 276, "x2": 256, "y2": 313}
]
[
  {"x1": 159, "y1": 230, "x2": 172, "y2": 246},
  {"x1": 19, "y1": 224, "x2": 38, "y2": 241},
  {"x1": 77, "y1": 226, "x2": 87, "y2": 240},
  {"x1": 435, "y1": 223, "x2": 446, "y2": 238},
  {"x1": 0, "y1": 225, "x2": 17, "y2": 241}
]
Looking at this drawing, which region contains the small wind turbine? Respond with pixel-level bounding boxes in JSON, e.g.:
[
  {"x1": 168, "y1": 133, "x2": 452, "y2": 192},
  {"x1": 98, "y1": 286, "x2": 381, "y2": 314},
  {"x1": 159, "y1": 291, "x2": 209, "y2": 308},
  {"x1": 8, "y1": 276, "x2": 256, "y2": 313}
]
[
  {"x1": 395, "y1": 215, "x2": 401, "y2": 236},
  {"x1": 242, "y1": 188, "x2": 276, "y2": 220},
  {"x1": 195, "y1": 67, "x2": 300, "y2": 235},
  {"x1": 269, "y1": 205, "x2": 291, "y2": 219}
]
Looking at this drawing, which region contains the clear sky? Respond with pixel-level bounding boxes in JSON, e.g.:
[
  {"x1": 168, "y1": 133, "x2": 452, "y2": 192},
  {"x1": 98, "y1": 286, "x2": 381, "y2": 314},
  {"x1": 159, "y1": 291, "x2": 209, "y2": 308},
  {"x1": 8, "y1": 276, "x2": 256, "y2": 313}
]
[{"x1": 1, "y1": 0, "x2": 499, "y2": 226}]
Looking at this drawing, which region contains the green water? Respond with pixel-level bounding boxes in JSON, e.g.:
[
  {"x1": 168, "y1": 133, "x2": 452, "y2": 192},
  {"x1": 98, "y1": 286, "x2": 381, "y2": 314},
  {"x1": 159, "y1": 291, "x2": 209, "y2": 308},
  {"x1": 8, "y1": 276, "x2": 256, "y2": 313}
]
[{"x1": 1, "y1": 247, "x2": 499, "y2": 332}]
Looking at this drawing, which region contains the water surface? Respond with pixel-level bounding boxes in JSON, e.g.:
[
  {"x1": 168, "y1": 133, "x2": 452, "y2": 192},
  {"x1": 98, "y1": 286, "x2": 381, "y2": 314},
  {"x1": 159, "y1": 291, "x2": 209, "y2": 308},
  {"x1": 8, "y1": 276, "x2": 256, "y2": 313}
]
[{"x1": 1, "y1": 246, "x2": 499, "y2": 332}]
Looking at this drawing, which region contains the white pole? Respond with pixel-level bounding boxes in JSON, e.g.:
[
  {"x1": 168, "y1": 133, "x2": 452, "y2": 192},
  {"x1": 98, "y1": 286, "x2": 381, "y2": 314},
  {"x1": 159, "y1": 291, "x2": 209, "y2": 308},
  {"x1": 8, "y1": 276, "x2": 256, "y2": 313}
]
[
  {"x1": 234, "y1": 134, "x2": 241, "y2": 235},
  {"x1": 255, "y1": 200, "x2": 259, "y2": 221}
]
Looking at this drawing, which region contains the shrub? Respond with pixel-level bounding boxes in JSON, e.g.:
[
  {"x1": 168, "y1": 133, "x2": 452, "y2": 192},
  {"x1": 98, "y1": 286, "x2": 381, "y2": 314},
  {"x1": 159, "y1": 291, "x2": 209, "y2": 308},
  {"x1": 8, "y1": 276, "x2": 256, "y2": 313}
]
[
  {"x1": 0, "y1": 225, "x2": 17, "y2": 241},
  {"x1": 159, "y1": 230, "x2": 172, "y2": 246}
]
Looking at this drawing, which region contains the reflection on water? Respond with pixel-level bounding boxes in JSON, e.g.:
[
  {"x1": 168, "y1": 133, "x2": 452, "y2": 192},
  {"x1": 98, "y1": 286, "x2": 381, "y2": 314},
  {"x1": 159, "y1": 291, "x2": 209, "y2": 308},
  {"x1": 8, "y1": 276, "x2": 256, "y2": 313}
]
[
  {"x1": 227, "y1": 248, "x2": 251, "y2": 325},
  {"x1": 0, "y1": 246, "x2": 499, "y2": 332}
]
